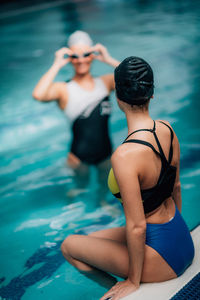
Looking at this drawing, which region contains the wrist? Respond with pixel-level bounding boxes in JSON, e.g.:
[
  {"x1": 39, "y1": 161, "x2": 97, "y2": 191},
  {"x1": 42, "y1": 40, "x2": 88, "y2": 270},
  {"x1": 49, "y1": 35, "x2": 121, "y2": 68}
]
[
  {"x1": 51, "y1": 62, "x2": 62, "y2": 72},
  {"x1": 127, "y1": 275, "x2": 140, "y2": 288},
  {"x1": 128, "y1": 278, "x2": 140, "y2": 289},
  {"x1": 105, "y1": 56, "x2": 120, "y2": 67}
]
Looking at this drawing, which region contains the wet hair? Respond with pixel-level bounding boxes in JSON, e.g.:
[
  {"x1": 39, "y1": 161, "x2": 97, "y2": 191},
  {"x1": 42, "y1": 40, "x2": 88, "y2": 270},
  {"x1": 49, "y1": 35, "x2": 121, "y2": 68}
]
[{"x1": 114, "y1": 56, "x2": 154, "y2": 106}]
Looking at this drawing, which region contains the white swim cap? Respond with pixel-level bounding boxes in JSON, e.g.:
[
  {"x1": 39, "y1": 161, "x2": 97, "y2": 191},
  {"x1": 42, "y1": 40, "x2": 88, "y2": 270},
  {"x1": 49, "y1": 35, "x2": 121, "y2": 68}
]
[{"x1": 68, "y1": 30, "x2": 93, "y2": 47}]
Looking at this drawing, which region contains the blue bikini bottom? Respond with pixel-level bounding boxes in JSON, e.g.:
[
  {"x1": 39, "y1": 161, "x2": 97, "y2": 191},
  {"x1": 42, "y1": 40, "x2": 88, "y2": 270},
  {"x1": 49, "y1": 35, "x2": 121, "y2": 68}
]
[{"x1": 146, "y1": 206, "x2": 195, "y2": 276}]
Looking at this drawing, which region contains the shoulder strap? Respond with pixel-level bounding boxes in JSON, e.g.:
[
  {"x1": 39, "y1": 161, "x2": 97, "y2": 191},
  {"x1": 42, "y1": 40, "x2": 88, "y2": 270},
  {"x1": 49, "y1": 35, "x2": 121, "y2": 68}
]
[
  {"x1": 125, "y1": 120, "x2": 156, "y2": 141},
  {"x1": 152, "y1": 131, "x2": 167, "y2": 162},
  {"x1": 123, "y1": 139, "x2": 162, "y2": 158},
  {"x1": 123, "y1": 121, "x2": 174, "y2": 166},
  {"x1": 158, "y1": 121, "x2": 174, "y2": 164},
  {"x1": 124, "y1": 121, "x2": 167, "y2": 162}
]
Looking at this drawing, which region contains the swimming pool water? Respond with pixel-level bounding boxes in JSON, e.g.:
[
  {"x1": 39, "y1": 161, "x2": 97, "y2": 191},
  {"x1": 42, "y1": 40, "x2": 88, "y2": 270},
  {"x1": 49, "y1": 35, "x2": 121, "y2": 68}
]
[{"x1": 0, "y1": 0, "x2": 200, "y2": 299}]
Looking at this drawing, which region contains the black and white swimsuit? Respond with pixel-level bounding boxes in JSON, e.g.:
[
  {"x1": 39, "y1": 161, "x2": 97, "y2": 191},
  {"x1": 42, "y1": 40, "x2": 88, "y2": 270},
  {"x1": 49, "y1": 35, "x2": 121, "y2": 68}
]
[{"x1": 64, "y1": 77, "x2": 112, "y2": 164}]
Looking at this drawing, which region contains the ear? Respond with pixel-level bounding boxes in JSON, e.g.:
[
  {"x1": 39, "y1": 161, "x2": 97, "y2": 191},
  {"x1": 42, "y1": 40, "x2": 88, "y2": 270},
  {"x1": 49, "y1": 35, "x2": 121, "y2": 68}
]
[{"x1": 151, "y1": 95, "x2": 154, "y2": 99}]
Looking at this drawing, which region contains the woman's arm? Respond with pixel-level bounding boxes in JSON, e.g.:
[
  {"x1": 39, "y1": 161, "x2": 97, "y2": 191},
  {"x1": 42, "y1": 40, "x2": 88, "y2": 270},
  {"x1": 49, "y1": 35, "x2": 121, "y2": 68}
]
[
  {"x1": 112, "y1": 148, "x2": 146, "y2": 287},
  {"x1": 101, "y1": 148, "x2": 146, "y2": 300},
  {"x1": 92, "y1": 44, "x2": 120, "y2": 92},
  {"x1": 32, "y1": 47, "x2": 72, "y2": 105},
  {"x1": 172, "y1": 138, "x2": 182, "y2": 212},
  {"x1": 92, "y1": 43, "x2": 120, "y2": 68}
]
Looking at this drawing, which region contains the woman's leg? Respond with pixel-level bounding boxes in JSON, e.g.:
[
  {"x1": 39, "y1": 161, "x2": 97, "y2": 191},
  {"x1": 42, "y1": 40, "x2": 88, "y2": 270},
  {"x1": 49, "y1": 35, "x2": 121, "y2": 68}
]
[
  {"x1": 61, "y1": 226, "x2": 177, "y2": 282},
  {"x1": 95, "y1": 158, "x2": 113, "y2": 206},
  {"x1": 61, "y1": 227, "x2": 129, "y2": 277},
  {"x1": 66, "y1": 152, "x2": 90, "y2": 197},
  {"x1": 61, "y1": 227, "x2": 126, "y2": 272},
  {"x1": 89, "y1": 226, "x2": 126, "y2": 243},
  {"x1": 61, "y1": 227, "x2": 126, "y2": 288},
  {"x1": 96, "y1": 158, "x2": 111, "y2": 185}
]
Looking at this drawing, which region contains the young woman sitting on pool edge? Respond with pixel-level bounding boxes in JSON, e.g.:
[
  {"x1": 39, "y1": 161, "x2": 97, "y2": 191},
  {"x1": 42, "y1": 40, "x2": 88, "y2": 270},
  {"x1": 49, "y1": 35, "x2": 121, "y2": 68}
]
[
  {"x1": 61, "y1": 56, "x2": 195, "y2": 300},
  {"x1": 32, "y1": 31, "x2": 120, "y2": 190}
]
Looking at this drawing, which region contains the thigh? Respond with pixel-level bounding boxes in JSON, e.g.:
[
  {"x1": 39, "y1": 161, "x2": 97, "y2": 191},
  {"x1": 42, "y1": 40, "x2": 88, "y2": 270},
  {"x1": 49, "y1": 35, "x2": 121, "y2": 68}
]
[
  {"x1": 67, "y1": 153, "x2": 90, "y2": 188},
  {"x1": 66, "y1": 233, "x2": 129, "y2": 278},
  {"x1": 67, "y1": 152, "x2": 82, "y2": 169},
  {"x1": 89, "y1": 226, "x2": 126, "y2": 244},
  {"x1": 142, "y1": 245, "x2": 177, "y2": 282},
  {"x1": 66, "y1": 230, "x2": 177, "y2": 281}
]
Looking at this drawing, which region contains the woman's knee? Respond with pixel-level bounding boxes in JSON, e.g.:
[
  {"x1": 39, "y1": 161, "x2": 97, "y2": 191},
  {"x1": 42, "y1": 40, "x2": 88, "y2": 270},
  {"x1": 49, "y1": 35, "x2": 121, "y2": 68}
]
[
  {"x1": 61, "y1": 234, "x2": 92, "y2": 271},
  {"x1": 61, "y1": 234, "x2": 79, "y2": 258}
]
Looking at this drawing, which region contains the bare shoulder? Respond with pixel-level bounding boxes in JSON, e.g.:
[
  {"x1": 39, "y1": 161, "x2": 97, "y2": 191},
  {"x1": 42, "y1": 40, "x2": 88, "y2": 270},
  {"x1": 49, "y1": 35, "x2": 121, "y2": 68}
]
[
  {"x1": 100, "y1": 74, "x2": 115, "y2": 92},
  {"x1": 157, "y1": 119, "x2": 173, "y2": 129},
  {"x1": 111, "y1": 145, "x2": 126, "y2": 164},
  {"x1": 111, "y1": 143, "x2": 146, "y2": 172},
  {"x1": 157, "y1": 120, "x2": 180, "y2": 160},
  {"x1": 157, "y1": 119, "x2": 178, "y2": 140}
]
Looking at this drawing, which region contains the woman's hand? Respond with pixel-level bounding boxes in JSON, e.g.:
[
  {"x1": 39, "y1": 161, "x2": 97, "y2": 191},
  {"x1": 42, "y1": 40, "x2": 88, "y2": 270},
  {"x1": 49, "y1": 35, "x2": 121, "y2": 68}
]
[
  {"x1": 91, "y1": 44, "x2": 119, "y2": 67},
  {"x1": 91, "y1": 43, "x2": 110, "y2": 62},
  {"x1": 100, "y1": 279, "x2": 139, "y2": 300},
  {"x1": 53, "y1": 47, "x2": 73, "y2": 68}
]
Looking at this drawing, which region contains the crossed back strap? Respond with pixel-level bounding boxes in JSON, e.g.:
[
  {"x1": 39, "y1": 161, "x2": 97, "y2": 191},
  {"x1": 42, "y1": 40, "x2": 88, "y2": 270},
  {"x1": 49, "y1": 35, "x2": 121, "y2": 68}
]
[{"x1": 123, "y1": 120, "x2": 174, "y2": 164}]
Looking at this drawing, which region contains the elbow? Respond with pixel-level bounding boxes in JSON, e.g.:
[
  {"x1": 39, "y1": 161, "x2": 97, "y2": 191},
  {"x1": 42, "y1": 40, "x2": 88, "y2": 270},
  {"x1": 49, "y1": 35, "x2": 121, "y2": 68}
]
[
  {"x1": 173, "y1": 181, "x2": 181, "y2": 193},
  {"x1": 32, "y1": 90, "x2": 43, "y2": 101},
  {"x1": 127, "y1": 221, "x2": 146, "y2": 237}
]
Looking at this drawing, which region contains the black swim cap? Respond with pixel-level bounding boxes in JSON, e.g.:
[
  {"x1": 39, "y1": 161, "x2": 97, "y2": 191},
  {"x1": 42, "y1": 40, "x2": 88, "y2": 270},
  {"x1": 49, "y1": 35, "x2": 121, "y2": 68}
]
[{"x1": 114, "y1": 56, "x2": 154, "y2": 105}]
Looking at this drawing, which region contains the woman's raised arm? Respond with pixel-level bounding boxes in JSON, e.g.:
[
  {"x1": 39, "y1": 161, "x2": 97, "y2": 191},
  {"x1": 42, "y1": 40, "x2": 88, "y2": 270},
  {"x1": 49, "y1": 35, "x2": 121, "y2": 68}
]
[{"x1": 32, "y1": 48, "x2": 72, "y2": 105}]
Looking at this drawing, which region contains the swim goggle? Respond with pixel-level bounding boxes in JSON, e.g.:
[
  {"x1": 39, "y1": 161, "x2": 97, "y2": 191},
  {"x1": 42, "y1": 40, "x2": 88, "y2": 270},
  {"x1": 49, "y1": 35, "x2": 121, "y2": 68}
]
[{"x1": 69, "y1": 51, "x2": 94, "y2": 59}]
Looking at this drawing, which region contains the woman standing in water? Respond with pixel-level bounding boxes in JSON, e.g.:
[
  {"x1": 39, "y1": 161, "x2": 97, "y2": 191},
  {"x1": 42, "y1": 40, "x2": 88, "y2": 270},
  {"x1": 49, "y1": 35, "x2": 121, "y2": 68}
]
[
  {"x1": 61, "y1": 57, "x2": 194, "y2": 299},
  {"x1": 33, "y1": 31, "x2": 119, "y2": 188}
]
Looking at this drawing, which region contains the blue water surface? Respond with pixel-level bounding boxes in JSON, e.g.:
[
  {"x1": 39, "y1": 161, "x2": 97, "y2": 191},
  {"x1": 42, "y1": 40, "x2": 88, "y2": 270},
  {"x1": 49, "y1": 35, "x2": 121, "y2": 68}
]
[{"x1": 0, "y1": 0, "x2": 200, "y2": 299}]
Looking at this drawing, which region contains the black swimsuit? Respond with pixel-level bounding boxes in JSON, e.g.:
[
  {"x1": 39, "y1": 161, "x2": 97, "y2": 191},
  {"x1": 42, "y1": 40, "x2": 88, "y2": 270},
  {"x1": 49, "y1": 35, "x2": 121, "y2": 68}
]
[
  {"x1": 71, "y1": 96, "x2": 112, "y2": 164},
  {"x1": 115, "y1": 120, "x2": 177, "y2": 213},
  {"x1": 108, "y1": 120, "x2": 194, "y2": 276},
  {"x1": 65, "y1": 78, "x2": 112, "y2": 165}
]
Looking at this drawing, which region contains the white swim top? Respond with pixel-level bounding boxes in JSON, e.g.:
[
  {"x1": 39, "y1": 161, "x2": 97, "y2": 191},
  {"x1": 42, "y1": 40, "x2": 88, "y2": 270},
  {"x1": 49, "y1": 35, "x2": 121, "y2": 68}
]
[{"x1": 64, "y1": 77, "x2": 109, "y2": 122}]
